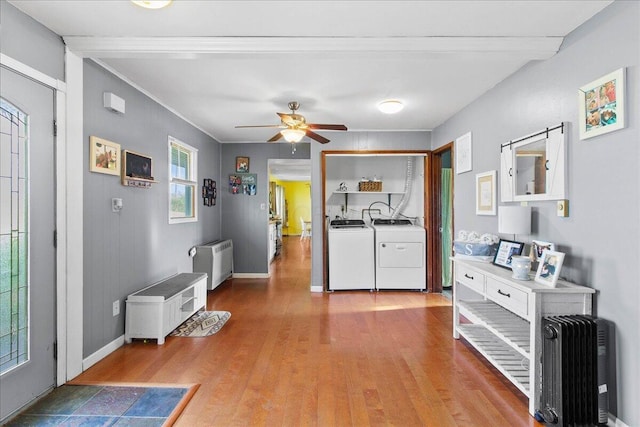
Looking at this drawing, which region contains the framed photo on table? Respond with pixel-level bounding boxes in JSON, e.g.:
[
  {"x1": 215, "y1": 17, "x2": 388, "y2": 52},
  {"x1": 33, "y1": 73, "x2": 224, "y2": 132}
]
[
  {"x1": 530, "y1": 240, "x2": 555, "y2": 261},
  {"x1": 535, "y1": 250, "x2": 565, "y2": 287},
  {"x1": 492, "y1": 239, "x2": 524, "y2": 269}
]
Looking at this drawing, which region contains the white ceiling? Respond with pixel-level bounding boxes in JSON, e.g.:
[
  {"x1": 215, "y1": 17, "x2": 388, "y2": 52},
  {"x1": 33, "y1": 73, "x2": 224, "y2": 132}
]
[{"x1": 9, "y1": 0, "x2": 612, "y2": 180}]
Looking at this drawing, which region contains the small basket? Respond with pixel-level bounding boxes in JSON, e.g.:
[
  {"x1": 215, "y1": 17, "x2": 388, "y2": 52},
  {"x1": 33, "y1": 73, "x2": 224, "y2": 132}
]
[{"x1": 358, "y1": 181, "x2": 382, "y2": 192}]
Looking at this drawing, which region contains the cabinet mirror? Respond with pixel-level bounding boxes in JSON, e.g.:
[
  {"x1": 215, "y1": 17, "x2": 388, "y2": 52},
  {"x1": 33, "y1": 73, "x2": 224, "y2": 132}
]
[{"x1": 515, "y1": 137, "x2": 546, "y2": 196}]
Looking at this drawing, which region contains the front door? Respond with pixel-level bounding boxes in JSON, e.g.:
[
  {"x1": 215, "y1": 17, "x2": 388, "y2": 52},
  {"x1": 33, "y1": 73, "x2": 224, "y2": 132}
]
[{"x1": 0, "y1": 66, "x2": 56, "y2": 421}]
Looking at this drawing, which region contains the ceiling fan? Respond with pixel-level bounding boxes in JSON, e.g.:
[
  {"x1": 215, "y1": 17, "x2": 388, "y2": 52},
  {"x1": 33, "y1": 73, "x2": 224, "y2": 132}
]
[{"x1": 235, "y1": 101, "x2": 347, "y2": 144}]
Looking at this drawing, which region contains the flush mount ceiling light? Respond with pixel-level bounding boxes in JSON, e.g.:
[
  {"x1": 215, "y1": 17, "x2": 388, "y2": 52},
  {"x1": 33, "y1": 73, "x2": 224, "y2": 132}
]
[
  {"x1": 377, "y1": 100, "x2": 404, "y2": 114},
  {"x1": 131, "y1": 0, "x2": 173, "y2": 9},
  {"x1": 281, "y1": 128, "x2": 306, "y2": 143}
]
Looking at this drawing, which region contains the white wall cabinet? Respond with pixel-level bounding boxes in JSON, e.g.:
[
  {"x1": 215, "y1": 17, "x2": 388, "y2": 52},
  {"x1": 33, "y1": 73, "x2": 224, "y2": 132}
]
[
  {"x1": 500, "y1": 124, "x2": 566, "y2": 202},
  {"x1": 125, "y1": 272, "x2": 207, "y2": 345},
  {"x1": 452, "y1": 258, "x2": 594, "y2": 415}
]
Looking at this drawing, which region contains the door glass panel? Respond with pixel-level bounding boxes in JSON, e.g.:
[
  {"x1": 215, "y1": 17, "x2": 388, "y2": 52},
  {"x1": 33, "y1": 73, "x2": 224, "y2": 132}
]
[{"x1": 0, "y1": 98, "x2": 29, "y2": 374}]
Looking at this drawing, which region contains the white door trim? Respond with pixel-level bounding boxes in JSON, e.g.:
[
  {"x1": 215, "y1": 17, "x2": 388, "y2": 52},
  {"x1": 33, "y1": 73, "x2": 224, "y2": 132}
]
[{"x1": 0, "y1": 53, "x2": 83, "y2": 386}]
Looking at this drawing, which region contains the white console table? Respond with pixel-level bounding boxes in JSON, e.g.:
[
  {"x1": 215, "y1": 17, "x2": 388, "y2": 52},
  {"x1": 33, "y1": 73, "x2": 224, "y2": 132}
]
[
  {"x1": 452, "y1": 257, "x2": 594, "y2": 415},
  {"x1": 125, "y1": 272, "x2": 207, "y2": 345}
]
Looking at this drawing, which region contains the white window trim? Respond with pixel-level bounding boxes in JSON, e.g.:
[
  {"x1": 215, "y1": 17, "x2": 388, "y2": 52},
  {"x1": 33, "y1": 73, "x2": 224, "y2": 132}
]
[{"x1": 168, "y1": 136, "x2": 198, "y2": 224}]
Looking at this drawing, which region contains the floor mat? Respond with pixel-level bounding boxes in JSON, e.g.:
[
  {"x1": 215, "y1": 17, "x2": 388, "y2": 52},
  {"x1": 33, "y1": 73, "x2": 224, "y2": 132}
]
[
  {"x1": 5, "y1": 382, "x2": 199, "y2": 426},
  {"x1": 169, "y1": 311, "x2": 231, "y2": 337}
]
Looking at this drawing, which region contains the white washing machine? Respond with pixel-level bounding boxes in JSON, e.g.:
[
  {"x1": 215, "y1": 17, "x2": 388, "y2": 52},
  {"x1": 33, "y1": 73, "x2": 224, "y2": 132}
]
[
  {"x1": 371, "y1": 219, "x2": 426, "y2": 290},
  {"x1": 328, "y1": 219, "x2": 375, "y2": 291}
]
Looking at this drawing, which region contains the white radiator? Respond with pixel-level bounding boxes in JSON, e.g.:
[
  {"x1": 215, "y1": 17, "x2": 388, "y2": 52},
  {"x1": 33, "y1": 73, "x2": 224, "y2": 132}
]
[{"x1": 192, "y1": 240, "x2": 234, "y2": 290}]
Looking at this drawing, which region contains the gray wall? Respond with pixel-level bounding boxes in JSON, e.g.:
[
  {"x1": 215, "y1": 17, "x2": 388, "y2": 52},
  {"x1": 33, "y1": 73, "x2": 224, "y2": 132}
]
[
  {"x1": 83, "y1": 60, "x2": 221, "y2": 356},
  {"x1": 221, "y1": 142, "x2": 310, "y2": 273},
  {"x1": 310, "y1": 131, "x2": 431, "y2": 288},
  {"x1": 431, "y1": 2, "x2": 639, "y2": 424},
  {"x1": 0, "y1": 0, "x2": 64, "y2": 81}
]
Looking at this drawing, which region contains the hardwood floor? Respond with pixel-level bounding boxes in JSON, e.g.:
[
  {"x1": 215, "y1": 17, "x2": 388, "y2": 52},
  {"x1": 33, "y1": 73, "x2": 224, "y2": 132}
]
[{"x1": 72, "y1": 236, "x2": 541, "y2": 426}]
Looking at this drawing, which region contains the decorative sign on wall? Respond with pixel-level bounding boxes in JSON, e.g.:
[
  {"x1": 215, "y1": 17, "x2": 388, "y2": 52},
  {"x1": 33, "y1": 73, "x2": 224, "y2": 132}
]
[
  {"x1": 121, "y1": 150, "x2": 157, "y2": 188},
  {"x1": 202, "y1": 179, "x2": 217, "y2": 206},
  {"x1": 229, "y1": 173, "x2": 257, "y2": 195}
]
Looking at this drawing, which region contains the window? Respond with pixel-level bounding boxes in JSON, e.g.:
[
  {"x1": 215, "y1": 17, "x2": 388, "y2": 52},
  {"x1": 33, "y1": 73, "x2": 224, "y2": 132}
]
[
  {"x1": 0, "y1": 98, "x2": 29, "y2": 374},
  {"x1": 168, "y1": 136, "x2": 198, "y2": 223}
]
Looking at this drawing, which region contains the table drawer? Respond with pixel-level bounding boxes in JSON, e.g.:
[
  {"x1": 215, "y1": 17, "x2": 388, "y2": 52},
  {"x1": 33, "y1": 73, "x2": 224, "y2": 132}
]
[
  {"x1": 455, "y1": 263, "x2": 485, "y2": 294},
  {"x1": 486, "y1": 277, "x2": 528, "y2": 318}
]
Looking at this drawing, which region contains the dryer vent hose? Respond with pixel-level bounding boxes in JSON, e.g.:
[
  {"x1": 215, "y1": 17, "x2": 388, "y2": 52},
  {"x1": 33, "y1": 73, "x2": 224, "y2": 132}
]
[{"x1": 391, "y1": 156, "x2": 414, "y2": 219}]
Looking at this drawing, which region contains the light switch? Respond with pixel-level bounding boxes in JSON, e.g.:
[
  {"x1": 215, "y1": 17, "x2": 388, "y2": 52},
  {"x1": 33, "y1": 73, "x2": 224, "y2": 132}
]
[{"x1": 557, "y1": 200, "x2": 569, "y2": 217}]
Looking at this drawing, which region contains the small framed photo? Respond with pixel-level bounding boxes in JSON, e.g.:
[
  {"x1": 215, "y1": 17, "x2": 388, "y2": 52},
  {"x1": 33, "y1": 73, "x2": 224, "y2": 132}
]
[
  {"x1": 89, "y1": 136, "x2": 120, "y2": 176},
  {"x1": 530, "y1": 240, "x2": 556, "y2": 261},
  {"x1": 236, "y1": 156, "x2": 250, "y2": 173},
  {"x1": 492, "y1": 239, "x2": 525, "y2": 269},
  {"x1": 535, "y1": 250, "x2": 565, "y2": 287},
  {"x1": 475, "y1": 170, "x2": 496, "y2": 215},
  {"x1": 579, "y1": 67, "x2": 625, "y2": 140}
]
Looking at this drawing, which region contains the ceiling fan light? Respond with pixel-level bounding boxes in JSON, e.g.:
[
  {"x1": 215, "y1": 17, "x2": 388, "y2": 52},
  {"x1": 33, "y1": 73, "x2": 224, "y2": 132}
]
[
  {"x1": 281, "y1": 128, "x2": 306, "y2": 143},
  {"x1": 378, "y1": 100, "x2": 404, "y2": 114},
  {"x1": 131, "y1": 0, "x2": 172, "y2": 9}
]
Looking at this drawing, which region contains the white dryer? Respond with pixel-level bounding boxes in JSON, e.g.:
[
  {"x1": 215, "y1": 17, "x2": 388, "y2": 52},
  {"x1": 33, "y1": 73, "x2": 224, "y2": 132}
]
[
  {"x1": 371, "y1": 219, "x2": 426, "y2": 290},
  {"x1": 328, "y1": 219, "x2": 375, "y2": 291}
]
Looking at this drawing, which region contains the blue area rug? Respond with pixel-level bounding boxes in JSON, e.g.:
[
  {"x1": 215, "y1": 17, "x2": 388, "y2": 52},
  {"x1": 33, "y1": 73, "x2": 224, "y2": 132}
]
[{"x1": 5, "y1": 383, "x2": 198, "y2": 426}]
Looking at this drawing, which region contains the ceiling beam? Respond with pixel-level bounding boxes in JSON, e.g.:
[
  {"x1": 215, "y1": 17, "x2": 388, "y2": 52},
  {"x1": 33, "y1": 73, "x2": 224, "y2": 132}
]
[{"x1": 64, "y1": 36, "x2": 562, "y2": 59}]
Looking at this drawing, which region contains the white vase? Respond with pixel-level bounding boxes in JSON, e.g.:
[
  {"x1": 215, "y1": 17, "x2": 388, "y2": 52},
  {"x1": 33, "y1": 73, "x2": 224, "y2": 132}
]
[{"x1": 511, "y1": 255, "x2": 532, "y2": 280}]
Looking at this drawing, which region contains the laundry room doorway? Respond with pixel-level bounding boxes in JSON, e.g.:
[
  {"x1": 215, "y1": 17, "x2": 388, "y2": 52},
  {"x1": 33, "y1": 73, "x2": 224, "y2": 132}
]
[{"x1": 321, "y1": 151, "x2": 433, "y2": 291}]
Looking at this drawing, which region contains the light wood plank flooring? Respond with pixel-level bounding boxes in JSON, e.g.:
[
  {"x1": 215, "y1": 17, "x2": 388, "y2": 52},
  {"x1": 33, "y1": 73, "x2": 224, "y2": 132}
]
[{"x1": 72, "y1": 236, "x2": 541, "y2": 426}]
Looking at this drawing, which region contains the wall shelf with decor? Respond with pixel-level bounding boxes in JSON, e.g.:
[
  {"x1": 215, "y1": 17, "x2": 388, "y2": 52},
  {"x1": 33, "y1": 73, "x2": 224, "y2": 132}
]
[
  {"x1": 122, "y1": 176, "x2": 158, "y2": 188},
  {"x1": 121, "y1": 150, "x2": 157, "y2": 189},
  {"x1": 333, "y1": 190, "x2": 405, "y2": 212}
]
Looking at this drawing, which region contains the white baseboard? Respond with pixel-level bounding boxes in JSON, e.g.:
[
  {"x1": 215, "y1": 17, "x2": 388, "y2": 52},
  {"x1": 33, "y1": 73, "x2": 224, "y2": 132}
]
[
  {"x1": 609, "y1": 414, "x2": 629, "y2": 427},
  {"x1": 83, "y1": 335, "x2": 124, "y2": 371},
  {"x1": 310, "y1": 285, "x2": 324, "y2": 293},
  {"x1": 232, "y1": 273, "x2": 270, "y2": 279}
]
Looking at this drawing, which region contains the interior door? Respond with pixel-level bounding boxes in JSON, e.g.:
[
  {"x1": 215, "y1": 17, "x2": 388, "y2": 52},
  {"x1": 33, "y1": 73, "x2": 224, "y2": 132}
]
[{"x1": 0, "y1": 66, "x2": 56, "y2": 421}]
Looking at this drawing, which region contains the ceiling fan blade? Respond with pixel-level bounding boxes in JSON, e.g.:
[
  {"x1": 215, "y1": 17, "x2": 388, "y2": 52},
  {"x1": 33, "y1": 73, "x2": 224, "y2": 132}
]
[
  {"x1": 307, "y1": 124, "x2": 348, "y2": 131},
  {"x1": 235, "y1": 125, "x2": 284, "y2": 128},
  {"x1": 306, "y1": 130, "x2": 330, "y2": 144},
  {"x1": 267, "y1": 132, "x2": 284, "y2": 142}
]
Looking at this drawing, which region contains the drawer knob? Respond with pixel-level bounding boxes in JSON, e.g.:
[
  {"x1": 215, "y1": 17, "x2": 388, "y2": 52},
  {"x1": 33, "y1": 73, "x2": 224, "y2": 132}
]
[
  {"x1": 498, "y1": 289, "x2": 511, "y2": 298},
  {"x1": 464, "y1": 273, "x2": 474, "y2": 280}
]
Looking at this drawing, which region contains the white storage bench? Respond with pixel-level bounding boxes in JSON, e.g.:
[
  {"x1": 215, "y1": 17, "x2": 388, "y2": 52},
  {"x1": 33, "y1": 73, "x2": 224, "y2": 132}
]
[{"x1": 124, "y1": 272, "x2": 207, "y2": 345}]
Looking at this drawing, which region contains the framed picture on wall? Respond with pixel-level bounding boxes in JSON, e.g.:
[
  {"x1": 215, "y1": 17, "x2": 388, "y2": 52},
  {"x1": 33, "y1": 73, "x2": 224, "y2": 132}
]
[
  {"x1": 89, "y1": 136, "x2": 120, "y2": 176},
  {"x1": 455, "y1": 132, "x2": 472, "y2": 174},
  {"x1": 579, "y1": 67, "x2": 625, "y2": 140},
  {"x1": 475, "y1": 170, "x2": 496, "y2": 215},
  {"x1": 236, "y1": 156, "x2": 250, "y2": 173}
]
